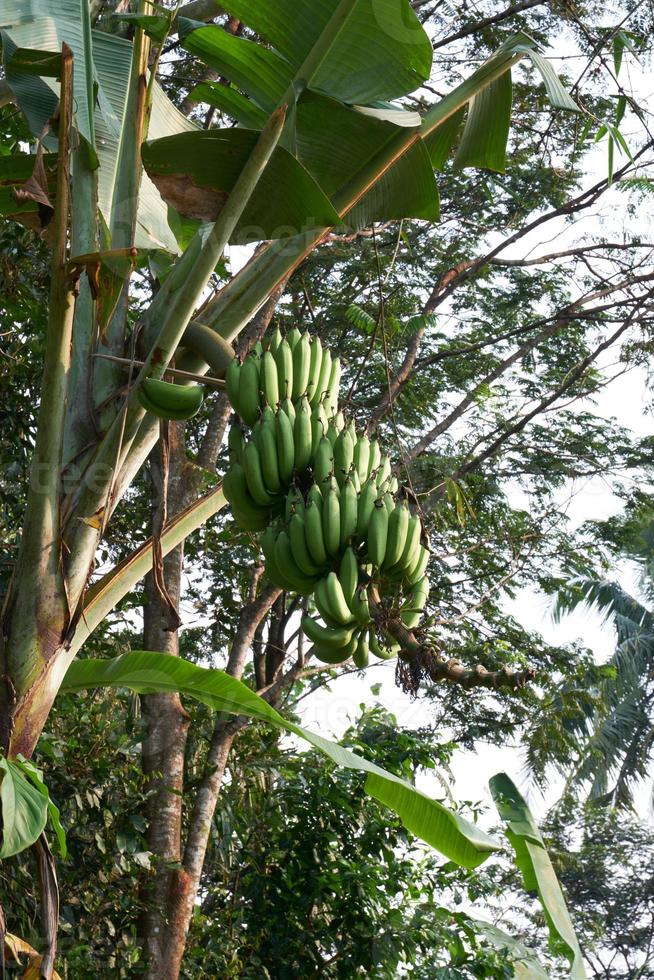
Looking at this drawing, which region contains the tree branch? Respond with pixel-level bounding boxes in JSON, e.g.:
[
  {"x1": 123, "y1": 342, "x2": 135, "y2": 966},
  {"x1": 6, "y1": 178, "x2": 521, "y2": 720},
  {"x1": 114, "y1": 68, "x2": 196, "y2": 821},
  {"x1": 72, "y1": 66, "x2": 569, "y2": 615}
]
[{"x1": 432, "y1": 0, "x2": 547, "y2": 50}]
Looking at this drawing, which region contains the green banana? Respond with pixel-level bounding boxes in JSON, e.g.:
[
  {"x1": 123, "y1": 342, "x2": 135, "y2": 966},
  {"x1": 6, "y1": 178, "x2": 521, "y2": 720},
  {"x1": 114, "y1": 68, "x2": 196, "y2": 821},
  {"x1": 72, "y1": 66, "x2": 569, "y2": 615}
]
[
  {"x1": 312, "y1": 436, "x2": 334, "y2": 486},
  {"x1": 339, "y1": 547, "x2": 359, "y2": 606},
  {"x1": 292, "y1": 331, "x2": 312, "y2": 399},
  {"x1": 301, "y1": 615, "x2": 354, "y2": 650},
  {"x1": 357, "y1": 477, "x2": 378, "y2": 535},
  {"x1": 353, "y1": 632, "x2": 370, "y2": 669},
  {"x1": 281, "y1": 397, "x2": 296, "y2": 424},
  {"x1": 383, "y1": 492, "x2": 395, "y2": 516},
  {"x1": 181, "y1": 321, "x2": 235, "y2": 378},
  {"x1": 369, "y1": 629, "x2": 395, "y2": 661},
  {"x1": 323, "y1": 571, "x2": 355, "y2": 625},
  {"x1": 242, "y1": 441, "x2": 274, "y2": 506},
  {"x1": 339, "y1": 478, "x2": 358, "y2": 547},
  {"x1": 305, "y1": 499, "x2": 328, "y2": 566},
  {"x1": 261, "y1": 350, "x2": 279, "y2": 408},
  {"x1": 286, "y1": 326, "x2": 302, "y2": 350},
  {"x1": 258, "y1": 418, "x2": 281, "y2": 493},
  {"x1": 333, "y1": 410, "x2": 345, "y2": 433},
  {"x1": 350, "y1": 585, "x2": 372, "y2": 627},
  {"x1": 322, "y1": 481, "x2": 341, "y2": 556},
  {"x1": 368, "y1": 440, "x2": 382, "y2": 476},
  {"x1": 326, "y1": 358, "x2": 341, "y2": 417},
  {"x1": 289, "y1": 513, "x2": 322, "y2": 577},
  {"x1": 294, "y1": 396, "x2": 313, "y2": 472},
  {"x1": 226, "y1": 357, "x2": 241, "y2": 415},
  {"x1": 307, "y1": 483, "x2": 323, "y2": 511},
  {"x1": 275, "y1": 407, "x2": 295, "y2": 484},
  {"x1": 224, "y1": 464, "x2": 270, "y2": 531},
  {"x1": 313, "y1": 633, "x2": 358, "y2": 665},
  {"x1": 367, "y1": 500, "x2": 389, "y2": 566},
  {"x1": 138, "y1": 378, "x2": 204, "y2": 421},
  {"x1": 333, "y1": 428, "x2": 354, "y2": 482},
  {"x1": 353, "y1": 434, "x2": 371, "y2": 481},
  {"x1": 314, "y1": 577, "x2": 344, "y2": 629},
  {"x1": 275, "y1": 529, "x2": 314, "y2": 595},
  {"x1": 274, "y1": 338, "x2": 293, "y2": 401},
  {"x1": 376, "y1": 455, "x2": 392, "y2": 489},
  {"x1": 261, "y1": 524, "x2": 297, "y2": 591},
  {"x1": 311, "y1": 401, "x2": 328, "y2": 456},
  {"x1": 406, "y1": 545, "x2": 429, "y2": 585},
  {"x1": 239, "y1": 354, "x2": 261, "y2": 427},
  {"x1": 394, "y1": 515, "x2": 421, "y2": 575},
  {"x1": 384, "y1": 501, "x2": 409, "y2": 568},
  {"x1": 228, "y1": 421, "x2": 245, "y2": 464},
  {"x1": 315, "y1": 348, "x2": 332, "y2": 404},
  {"x1": 306, "y1": 336, "x2": 323, "y2": 403},
  {"x1": 400, "y1": 574, "x2": 429, "y2": 628},
  {"x1": 267, "y1": 326, "x2": 283, "y2": 354}
]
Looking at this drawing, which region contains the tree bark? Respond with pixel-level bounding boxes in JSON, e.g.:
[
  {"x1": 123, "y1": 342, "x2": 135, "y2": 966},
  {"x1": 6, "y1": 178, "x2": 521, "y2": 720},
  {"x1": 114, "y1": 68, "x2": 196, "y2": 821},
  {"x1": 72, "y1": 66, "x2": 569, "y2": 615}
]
[
  {"x1": 157, "y1": 579, "x2": 281, "y2": 980},
  {"x1": 139, "y1": 423, "x2": 191, "y2": 977}
]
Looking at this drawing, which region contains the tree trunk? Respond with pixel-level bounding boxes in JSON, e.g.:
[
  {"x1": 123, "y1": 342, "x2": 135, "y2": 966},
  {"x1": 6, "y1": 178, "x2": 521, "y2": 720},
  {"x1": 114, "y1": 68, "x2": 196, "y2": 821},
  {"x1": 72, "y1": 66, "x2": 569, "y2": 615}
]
[{"x1": 139, "y1": 423, "x2": 191, "y2": 977}]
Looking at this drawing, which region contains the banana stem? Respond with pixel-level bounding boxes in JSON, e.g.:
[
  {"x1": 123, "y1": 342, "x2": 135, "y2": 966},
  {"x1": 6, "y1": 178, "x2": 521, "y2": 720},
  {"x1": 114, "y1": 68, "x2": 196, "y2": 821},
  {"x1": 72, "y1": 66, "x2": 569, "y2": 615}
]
[
  {"x1": 367, "y1": 586, "x2": 535, "y2": 692},
  {"x1": 1, "y1": 44, "x2": 76, "y2": 708}
]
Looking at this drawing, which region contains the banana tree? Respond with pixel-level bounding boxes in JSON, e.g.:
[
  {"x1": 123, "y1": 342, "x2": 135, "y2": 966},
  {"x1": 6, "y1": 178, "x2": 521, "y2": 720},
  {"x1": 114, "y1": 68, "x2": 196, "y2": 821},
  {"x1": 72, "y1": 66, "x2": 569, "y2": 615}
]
[{"x1": 0, "y1": 0, "x2": 579, "y2": 971}]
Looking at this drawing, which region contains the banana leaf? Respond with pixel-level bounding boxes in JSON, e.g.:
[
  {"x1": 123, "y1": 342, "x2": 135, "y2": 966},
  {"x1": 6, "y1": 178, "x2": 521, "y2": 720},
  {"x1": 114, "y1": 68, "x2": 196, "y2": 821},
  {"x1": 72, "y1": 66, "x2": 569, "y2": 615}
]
[
  {"x1": 490, "y1": 773, "x2": 587, "y2": 979},
  {"x1": 61, "y1": 650, "x2": 501, "y2": 870}
]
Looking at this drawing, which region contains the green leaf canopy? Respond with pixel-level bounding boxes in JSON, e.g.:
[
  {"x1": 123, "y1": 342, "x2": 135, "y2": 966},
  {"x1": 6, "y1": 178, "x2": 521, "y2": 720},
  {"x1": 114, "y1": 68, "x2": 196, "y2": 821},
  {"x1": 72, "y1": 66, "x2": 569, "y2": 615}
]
[{"x1": 61, "y1": 651, "x2": 501, "y2": 870}]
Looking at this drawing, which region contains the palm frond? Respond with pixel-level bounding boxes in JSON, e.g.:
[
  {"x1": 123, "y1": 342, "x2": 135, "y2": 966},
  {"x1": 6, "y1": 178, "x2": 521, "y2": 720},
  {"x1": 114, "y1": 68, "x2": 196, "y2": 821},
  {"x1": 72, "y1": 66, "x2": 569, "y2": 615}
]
[{"x1": 554, "y1": 575, "x2": 653, "y2": 631}]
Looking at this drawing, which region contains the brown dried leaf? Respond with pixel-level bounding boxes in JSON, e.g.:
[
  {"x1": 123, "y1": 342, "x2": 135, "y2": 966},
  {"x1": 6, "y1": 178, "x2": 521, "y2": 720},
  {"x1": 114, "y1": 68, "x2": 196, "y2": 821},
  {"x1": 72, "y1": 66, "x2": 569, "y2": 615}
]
[{"x1": 152, "y1": 174, "x2": 228, "y2": 222}]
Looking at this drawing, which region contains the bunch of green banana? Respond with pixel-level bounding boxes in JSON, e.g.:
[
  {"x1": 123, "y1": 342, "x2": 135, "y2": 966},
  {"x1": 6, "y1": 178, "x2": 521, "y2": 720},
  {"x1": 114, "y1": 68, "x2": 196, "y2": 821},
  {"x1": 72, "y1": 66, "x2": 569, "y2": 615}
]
[
  {"x1": 302, "y1": 542, "x2": 430, "y2": 665},
  {"x1": 224, "y1": 392, "x2": 318, "y2": 528},
  {"x1": 226, "y1": 327, "x2": 341, "y2": 426},
  {"x1": 363, "y1": 496, "x2": 430, "y2": 583}
]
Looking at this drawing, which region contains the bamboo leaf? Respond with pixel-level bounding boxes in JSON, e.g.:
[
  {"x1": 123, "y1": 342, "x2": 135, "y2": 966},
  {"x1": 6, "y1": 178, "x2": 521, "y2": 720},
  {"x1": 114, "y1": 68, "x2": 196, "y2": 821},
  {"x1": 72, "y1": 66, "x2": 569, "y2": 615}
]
[
  {"x1": 489, "y1": 773, "x2": 587, "y2": 978},
  {"x1": 61, "y1": 651, "x2": 501, "y2": 869},
  {"x1": 142, "y1": 128, "x2": 340, "y2": 236}
]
